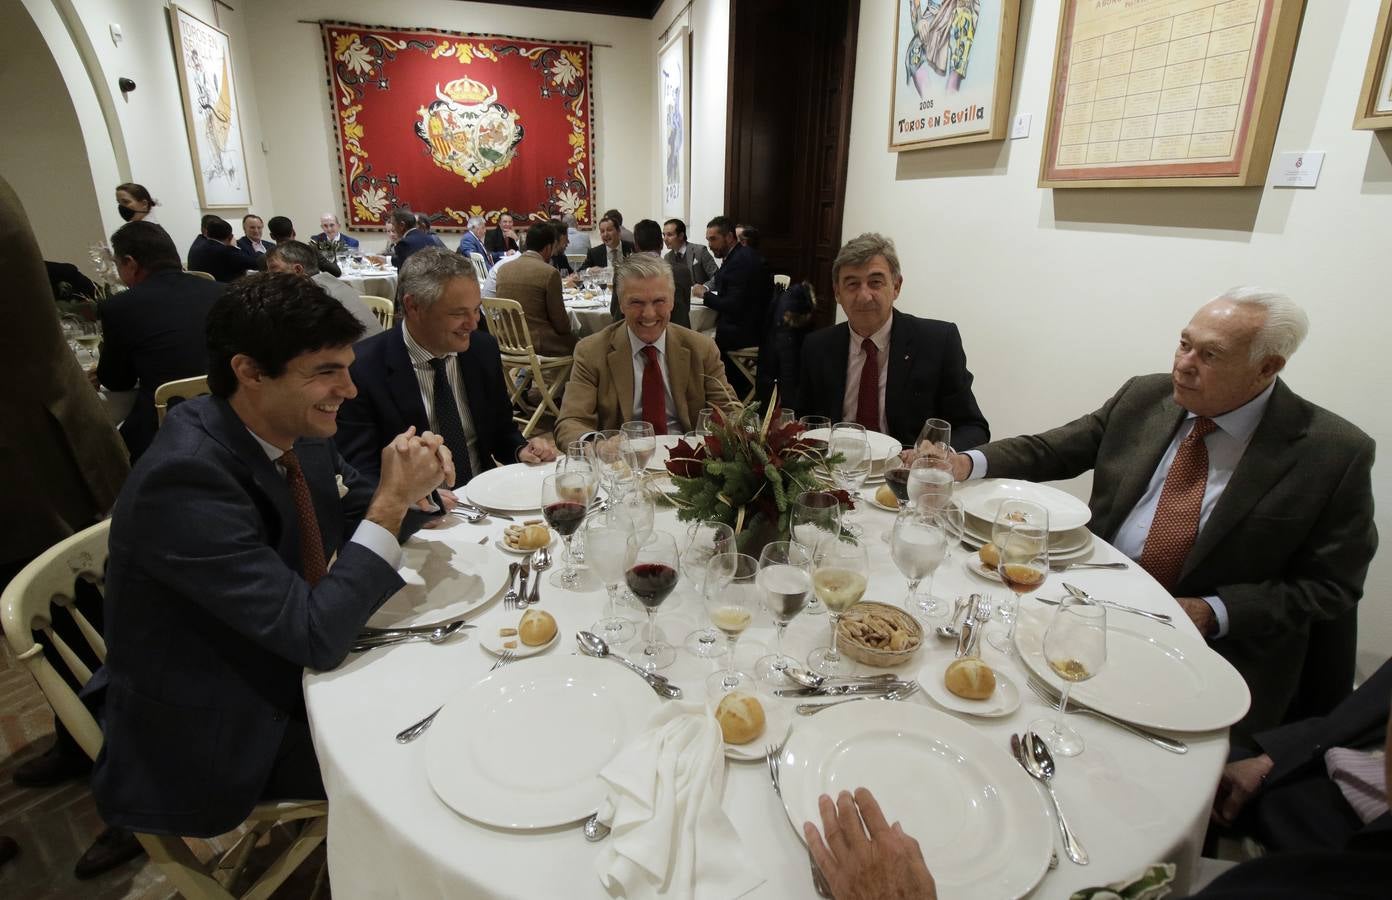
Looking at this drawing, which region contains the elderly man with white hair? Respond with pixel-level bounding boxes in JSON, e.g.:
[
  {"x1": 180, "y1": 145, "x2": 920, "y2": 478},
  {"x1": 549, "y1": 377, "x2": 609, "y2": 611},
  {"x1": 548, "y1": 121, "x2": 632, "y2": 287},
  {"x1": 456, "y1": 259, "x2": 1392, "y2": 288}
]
[
  {"x1": 456, "y1": 215, "x2": 493, "y2": 269},
  {"x1": 312, "y1": 212, "x2": 360, "y2": 251},
  {"x1": 941, "y1": 288, "x2": 1376, "y2": 739}
]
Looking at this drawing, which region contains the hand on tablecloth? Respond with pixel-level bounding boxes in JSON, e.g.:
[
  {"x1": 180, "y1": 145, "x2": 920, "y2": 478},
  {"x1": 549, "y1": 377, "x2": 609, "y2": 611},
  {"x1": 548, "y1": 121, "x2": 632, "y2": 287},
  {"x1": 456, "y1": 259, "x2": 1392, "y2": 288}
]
[
  {"x1": 1213, "y1": 753, "x2": 1274, "y2": 826},
  {"x1": 803, "y1": 788, "x2": 936, "y2": 900}
]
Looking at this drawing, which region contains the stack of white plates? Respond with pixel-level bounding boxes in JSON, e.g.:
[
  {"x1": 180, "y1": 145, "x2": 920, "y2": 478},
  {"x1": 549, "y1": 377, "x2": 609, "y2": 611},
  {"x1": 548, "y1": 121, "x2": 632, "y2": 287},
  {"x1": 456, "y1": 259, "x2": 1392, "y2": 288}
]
[{"x1": 954, "y1": 479, "x2": 1095, "y2": 562}]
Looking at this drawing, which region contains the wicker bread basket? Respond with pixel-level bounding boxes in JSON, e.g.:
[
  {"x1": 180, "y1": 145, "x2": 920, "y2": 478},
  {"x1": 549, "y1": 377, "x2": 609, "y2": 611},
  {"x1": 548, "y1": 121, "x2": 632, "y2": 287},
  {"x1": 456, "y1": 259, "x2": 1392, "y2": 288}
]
[{"x1": 836, "y1": 602, "x2": 924, "y2": 668}]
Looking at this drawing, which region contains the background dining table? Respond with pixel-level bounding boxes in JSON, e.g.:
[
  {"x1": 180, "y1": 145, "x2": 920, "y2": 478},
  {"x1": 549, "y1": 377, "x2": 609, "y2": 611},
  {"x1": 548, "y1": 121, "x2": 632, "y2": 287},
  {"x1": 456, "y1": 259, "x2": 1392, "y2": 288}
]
[
  {"x1": 303, "y1": 485, "x2": 1230, "y2": 899},
  {"x1": 339, "y1": 266, "x2": 398, "y2": 302},
  {"x1": 565, "y1": 289, "x2": 719, "y2": 338}
]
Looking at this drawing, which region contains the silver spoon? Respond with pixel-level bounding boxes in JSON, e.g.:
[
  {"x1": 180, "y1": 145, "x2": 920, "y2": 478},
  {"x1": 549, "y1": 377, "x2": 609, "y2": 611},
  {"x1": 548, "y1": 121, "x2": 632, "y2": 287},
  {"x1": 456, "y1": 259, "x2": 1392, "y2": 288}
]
[
  {"x1": 576, "y1": 631, "x2": 682, "y2": 698},
  {"x1": 583, "y1": 813, "x2": 610, "y2": 841},
  {"x1": 530, "y1": 543, "x2": 553, "y2": 573},
  {"x1": 784, "y1": 666, "x2": 899, "y2": 689},
  {"x1": 1026, "y1": 732, "x2": 1089, "y2": 865}
]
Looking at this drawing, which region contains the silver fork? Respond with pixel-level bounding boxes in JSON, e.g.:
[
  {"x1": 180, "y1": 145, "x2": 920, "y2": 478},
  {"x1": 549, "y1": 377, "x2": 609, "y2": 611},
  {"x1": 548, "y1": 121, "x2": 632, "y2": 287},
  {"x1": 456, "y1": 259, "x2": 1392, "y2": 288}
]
[
  {"x1": 395, "y1": 650, "x2": 517, "y2": 744},
  {"x1": 763, "y1": 728, "x2": 832, "y2": 899},
  {"x1": 501, "y1": 562, "x2": 521, "y2": 611},
  {"x1": 1025, "y1": 676, "x2": 1188, "y2": 754},
  {"x1": 795, "y1": 681, "x2": 921, "y2": 715}
]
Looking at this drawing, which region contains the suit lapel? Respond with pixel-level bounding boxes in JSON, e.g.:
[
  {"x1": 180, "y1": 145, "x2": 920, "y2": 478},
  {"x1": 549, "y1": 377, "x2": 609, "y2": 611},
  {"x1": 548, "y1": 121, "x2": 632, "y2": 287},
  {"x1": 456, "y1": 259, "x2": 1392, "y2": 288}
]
[
  {"x1": 826, "y1": 323, "x2": 851, "y2": 421},
  {"x1": 202, "y1": 398, "x2": 299, "y2": 558},
  {"x1": 884, "y1": 310, "x2": 913, "y2": 437},
  {"x1": 667, "y1": 330, "x2": 693, "y2": 427},
  {"x1": 386, "y1": 327, "x2": 429, "y2": 432},
  {"x1": 607, "y1": 326, "x2": 635, "y2": 423}
]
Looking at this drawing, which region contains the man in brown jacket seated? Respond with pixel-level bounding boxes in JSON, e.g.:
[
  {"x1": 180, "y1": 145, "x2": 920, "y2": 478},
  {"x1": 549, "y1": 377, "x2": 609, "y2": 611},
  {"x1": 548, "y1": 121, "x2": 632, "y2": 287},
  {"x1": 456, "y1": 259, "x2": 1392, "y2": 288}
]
[
  {"x1": 494, "y1": 222, "x2": 576, "y2": 358},
  {"x1": 555, "y1": 254, "x2": 732, "y2": 447}
]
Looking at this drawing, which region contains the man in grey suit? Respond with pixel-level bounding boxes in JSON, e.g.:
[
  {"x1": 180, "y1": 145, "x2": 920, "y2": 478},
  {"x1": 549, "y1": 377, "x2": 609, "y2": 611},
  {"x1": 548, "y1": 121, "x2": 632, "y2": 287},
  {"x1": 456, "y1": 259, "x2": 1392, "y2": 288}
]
[
  {"x1": 943, "y1": 288, "x2": 1376, "y2": 738},
  {"x1": 662, "y1": 217, "x2": 717, "y2": 287}
]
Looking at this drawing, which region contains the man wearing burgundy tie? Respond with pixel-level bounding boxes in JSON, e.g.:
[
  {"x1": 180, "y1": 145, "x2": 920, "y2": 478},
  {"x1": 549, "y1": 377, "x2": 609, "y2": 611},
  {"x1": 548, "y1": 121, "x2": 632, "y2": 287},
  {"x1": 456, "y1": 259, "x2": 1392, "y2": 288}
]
[
  {"x1": 554, "y1": 254, "x2": 733, "y2": 448},
  {"x1": 796, "y1": 233, "x2": 990, "y2": 449},
  {"x1": 91, "y1": 273, "x2": 449, "y2": 837},
  {"x1": 947, "y1": 288, "x2": 1376, "y2": 738}
]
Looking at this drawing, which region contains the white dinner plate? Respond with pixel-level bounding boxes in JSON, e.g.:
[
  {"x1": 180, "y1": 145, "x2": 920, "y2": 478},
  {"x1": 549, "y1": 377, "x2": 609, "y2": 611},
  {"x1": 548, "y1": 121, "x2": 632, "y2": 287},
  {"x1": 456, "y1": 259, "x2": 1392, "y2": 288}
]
[
  {"x1": 1014, "y1": 607, "x2": 1250, "y2": 732},
  {"x1": 778, "y1": 702, "x2": 1051, "y2": 899},
  {"x1": 365, "y1": 537, "x2": 507, "y2": 628},
  {"x1": 426, "y1": 655, "x2": 661, "y2": 828},
  {"x1": 646, "y1": 434, "x2": 691, "y2": 472},
  {"x1": 479, "y1": 625, "x2": 559, "y2": 658},
  {"x1": 494, "y1": 533, "x2": 557, "y2": 556},
  {"x1": 466, "y1": 463, "x2": 553, "y2": 512},
  {"x1": 964, "y1": 515, "x2": 1092, "y2": 555},
  {"x1": 960, "y1": 526, "x2": 1094, "y2": 562},
  {"x1": 802, "y1": 427, "x2": 902, "y2": 476},
  {"x1": 720, "y1": 698, "x2": 793, "y2": 761},
  {"x1": 955, "y1": 478, "x2": 1092, "y2": 531},
  {"x1": 864, "y1": 493, "x2": 900, "y2": 513},
  {"x1": 920, "y1": 657, "x2": 1022, "y2": 718}
]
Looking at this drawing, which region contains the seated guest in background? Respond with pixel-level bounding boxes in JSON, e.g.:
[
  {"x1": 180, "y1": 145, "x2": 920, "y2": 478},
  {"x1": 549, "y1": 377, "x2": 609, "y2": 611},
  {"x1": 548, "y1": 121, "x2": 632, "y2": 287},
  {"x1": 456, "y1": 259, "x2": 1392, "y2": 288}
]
[
  {"x1": 736, "y1": 223, "x2": 761, "y2": 250},
  {"x1": 582, "y1": 214, "x2": 633, "y2": 270},
  {"x1": 691, "y1": 215, "x2": 772, "y2": 395},
  {"x1": 97, "y1": 221, "x2": 225, "y2": 461},
  {"x1": 115, "y1": 182, "x2": 157, "y2": 223},
  {"x1": 548, "y1": 218, "x2": 574, "y2": 277},
  {"x1": 759, "y1": 279, "x2": 816, "y2": 409},
  {"x1": 942, "y1": 288, "x2": 1375, "y2": 738},
  {"x1": 237, "y1": 214, "x2": 274, "y2": 257},
  {"x1": 189, "y1": 217, "x2": 262, "y2": 282},
  {"x1": 481, "y1": 243, "x2": 523, "y2": 298},
  {"x1": 312, "y1": 212, "x2": 359, "y2": 251},
  {"x1": 389, "y1": 209, "x2": 433, "y2": 270},
  {"x1": 603, "y1": 208, "x2": 635, "y2": 244},
  {"x1": 90, "y1": 274, "x2": 447, "y2": 839},
  {"x1": 267, "y1": 215, "x2": 341, "y2": 277},
  {"x1": 186, "y1": 213, "x2": 219, "y2": 268},
  {"x1": 338, "y1": 248, "x2": 553, "y2": 486},
  {"x1": 415, "y1": 213, "x2": 446, "y2": 248},
  {"x1": 555, "y1": 254, "x2": 731, "y2": 447},
  {"x1": 484, "y1": 211, "x2": 520, "y2": 256},
  {"x1": 563, "y1": 213, "x2": 591, "y2": 255},
  {"x1": 495, "y1": 222, "x2": 576, "y2": 357},
  {"x1": 265, "y1": 241, "x2": 380, "y2": 340},
  {"x1": 663, "y1": 217, "x2": 718, "y2": 287},
  {"x1": 456, "y1": 215, "x2": 494, "y2": 269},
  {"x1": 612, "y1": 218, "x2": 690, "y2": 329},
  {"x1": 799, "y1": 232, "x2": 988, "y2": 448}
]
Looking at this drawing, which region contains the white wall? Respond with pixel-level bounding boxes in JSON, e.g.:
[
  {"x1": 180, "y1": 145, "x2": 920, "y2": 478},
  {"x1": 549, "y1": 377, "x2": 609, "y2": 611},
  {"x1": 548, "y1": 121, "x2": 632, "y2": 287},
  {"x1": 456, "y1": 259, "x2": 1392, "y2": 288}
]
[
  {"x1": 843, "y1": 0, "x2": 1392, "y2": 674},
  {"x1": 240, "y1": 0, "x2": 654, "y2": 245}
]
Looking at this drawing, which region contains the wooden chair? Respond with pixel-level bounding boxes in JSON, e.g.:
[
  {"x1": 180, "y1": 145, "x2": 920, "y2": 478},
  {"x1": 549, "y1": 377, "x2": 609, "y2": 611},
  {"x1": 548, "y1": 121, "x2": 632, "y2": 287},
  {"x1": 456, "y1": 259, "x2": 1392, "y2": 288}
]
[
  {"x1": 773, "y1": 274, "x2": 791, "y2": 290},
  {"x1": 727, "y1": 347, "x2": 760, "y2": 403},
  {"x1": 187, "y1": 270, "x2": 216, "y2": 281},
  {"x1": 467, "y1": 252, "x2": 489, "y2": 283},
  {"x1": 155, "y1": 374, "x2": 210, "y2": 424},
  {"x1": 361, "y1": 295, "x2": 394, "y2": 329},
  {"x1": 0, "y1": 520, "x2": 328, "y2": 900},
  {"x1": 480, "y1": 297, "x2": 573, "y2": 437}
]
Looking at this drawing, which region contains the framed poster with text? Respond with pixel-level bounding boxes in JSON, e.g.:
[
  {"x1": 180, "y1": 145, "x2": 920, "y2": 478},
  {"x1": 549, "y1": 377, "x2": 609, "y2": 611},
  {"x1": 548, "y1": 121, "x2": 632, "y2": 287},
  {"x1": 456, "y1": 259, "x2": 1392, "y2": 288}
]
[
  {"x1": 889, "y1": 1, "x2": 1021, "y2": 151},
  {"x1": 1354, "y1": 0, "x2": 1392, "y2": 130},
  {"x1": 1039, "y1": 0, "x2": 1305, "y2": 188},
  {"x1": 659, "y1": 26, "x2": 690, "y2": 220},
  {"x1": 168, "y1": 5, "x2": 251, "y2": 208}
]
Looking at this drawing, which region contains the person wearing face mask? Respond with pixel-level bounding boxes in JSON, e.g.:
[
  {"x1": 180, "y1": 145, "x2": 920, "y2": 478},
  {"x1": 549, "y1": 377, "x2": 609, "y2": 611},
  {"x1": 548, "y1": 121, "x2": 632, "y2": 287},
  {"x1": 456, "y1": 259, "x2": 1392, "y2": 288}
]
[{"x1": 115, "y1": 183, "x2": 157, "y2": 223}]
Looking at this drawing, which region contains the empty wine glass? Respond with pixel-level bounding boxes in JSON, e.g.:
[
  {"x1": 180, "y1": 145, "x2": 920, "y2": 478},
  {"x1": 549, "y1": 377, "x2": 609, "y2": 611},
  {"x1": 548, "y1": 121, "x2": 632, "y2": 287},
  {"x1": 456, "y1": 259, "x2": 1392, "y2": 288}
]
[
  {"x1": 776, "y1": 408, "x2": 797, "y2": 429},
  {"x1": 590, "y1": 429, "x2": 634, "y2": 494},
  {"x1": 696, "y1": 407, "x2": 716, "y2": 436},
  {"x1": 541, "y1": 472, "x2": 592, "y2": 589},
  {"x1": 829, "y1": 424, "x2": 871, "y2": 536},
  {"x1": 891, "y1": 508, "x2": 951, "y2": 620},
  {"x1": 807, "y1": 539, "x2": 869, "y2": 676},
  {"x1": 798, "y1": 415, "x2": 831, "y2": 460},
  {"x1": 609, "y1": 485, "x2": 655, "y2": 547},
  {"x1": 681, "y1": 520, "x2": 735, "y2": 657},
  {"x1": 583, "y1": 513, "x2": 638, "y2": 643},
  {"x1": 702, "y1": 552, "x2": 759, "y2": 695},
  {"x1": 621, "y1": 421, "x2": 657, "y2": 472},
  {"x1": 915, "y1": 417, "x2": 952, "y2": 456},
  {"x1": 755, "y1": 541, "x2": 813, "y2": 686},
  {"x1": 907, "y1": 455, "x2": 954, "y2": 511},
  {"x1": 986, "y1": 500, "x2": 1050, "y2": 654},
  {"x1": 1031, "y1": 596, "x2": 1107, "y2": 757},
  {"x1": 790, "y1": 490, "x2": 842, "y2": 617},
  {"x1": 626, "y1": 531, "x2": 681, "y2": 671}
]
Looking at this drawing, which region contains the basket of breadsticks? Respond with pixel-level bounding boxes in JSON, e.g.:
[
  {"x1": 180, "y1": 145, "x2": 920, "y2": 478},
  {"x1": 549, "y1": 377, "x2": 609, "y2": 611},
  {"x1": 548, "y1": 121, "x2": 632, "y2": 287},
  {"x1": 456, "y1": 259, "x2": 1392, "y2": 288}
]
[{"x1": 835, "y1": 602, "x2": 924, "y2": 668}]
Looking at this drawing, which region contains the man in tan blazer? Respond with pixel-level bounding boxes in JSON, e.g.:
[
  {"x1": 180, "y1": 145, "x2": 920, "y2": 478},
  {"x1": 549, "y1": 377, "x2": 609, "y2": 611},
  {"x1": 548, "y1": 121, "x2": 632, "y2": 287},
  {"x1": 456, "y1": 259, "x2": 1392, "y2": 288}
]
[
  {"x1": 494, "y1": 222, "x2": 576, "y2": 358},
  {"x1": 555, "y1": 254, "x2": 732, "y2": 447}
]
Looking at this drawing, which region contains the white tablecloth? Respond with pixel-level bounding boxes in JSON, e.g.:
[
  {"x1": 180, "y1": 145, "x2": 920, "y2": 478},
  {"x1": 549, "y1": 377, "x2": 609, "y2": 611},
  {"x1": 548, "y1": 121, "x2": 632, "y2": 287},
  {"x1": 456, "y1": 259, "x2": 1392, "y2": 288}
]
[
  {"x1": 340, "y1": 269, "x2": 398, "y2": 301},
  {"x1": 304, "y1": 495, "x2": 1225, "y2": 899}
]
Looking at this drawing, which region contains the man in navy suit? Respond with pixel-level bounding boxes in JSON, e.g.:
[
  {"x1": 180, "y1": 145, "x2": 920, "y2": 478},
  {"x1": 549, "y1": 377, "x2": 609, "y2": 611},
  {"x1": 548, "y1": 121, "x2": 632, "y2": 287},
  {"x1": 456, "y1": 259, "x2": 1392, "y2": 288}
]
[
  {"x1": 91, "y1": 272, "x2": 449, "y2": 837},
  {"x1": 389, "y1": 209, "x2": 434, "y2": 271},
  {"x1": 188, "y1": 217, "x2": 262, "y2": 282},
  {"x1": 455, "y1": 215, "x2": 493, "y2": 269},
  {"x1": 312, "y1": 212, "x2": 359, "y2": 251},
  {"x1": 691, "y1": 215, "x2": 773, "y2": 396},
  {"x1": 337, "y1": 248, "x2": 555, "y2": 494},
  {"x1": 236, "y1": 214, "x2": 274, "y2": 257}
]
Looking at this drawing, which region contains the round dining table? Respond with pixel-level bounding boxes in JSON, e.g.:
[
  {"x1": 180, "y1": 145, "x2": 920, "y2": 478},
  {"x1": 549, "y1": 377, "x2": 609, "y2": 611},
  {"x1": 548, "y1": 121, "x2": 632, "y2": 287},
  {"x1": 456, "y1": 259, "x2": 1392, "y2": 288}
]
[
  {"x1": 304, "y1": 479, "x2": 1231, "y2": 899},
  {"x1": 339, "y1": 267, "x2": 398, "y2": 301},
  {"x1": 565, "y1": 290, "x2": 719, "y2": 338}
]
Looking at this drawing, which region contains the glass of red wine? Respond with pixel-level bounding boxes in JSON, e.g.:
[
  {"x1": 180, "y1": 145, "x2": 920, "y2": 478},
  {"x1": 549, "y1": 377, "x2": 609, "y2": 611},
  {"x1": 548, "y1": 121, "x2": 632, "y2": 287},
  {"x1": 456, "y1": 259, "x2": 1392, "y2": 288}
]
[
  {"x1": 880, "y1": 460, "x2": 911, "y2": 542},
  {"x1": 541, "y1": 472, "x2": 591, "y2": 590},
  {"x1": 625, "y1": 531, "x2": 681, "y2": 671}
]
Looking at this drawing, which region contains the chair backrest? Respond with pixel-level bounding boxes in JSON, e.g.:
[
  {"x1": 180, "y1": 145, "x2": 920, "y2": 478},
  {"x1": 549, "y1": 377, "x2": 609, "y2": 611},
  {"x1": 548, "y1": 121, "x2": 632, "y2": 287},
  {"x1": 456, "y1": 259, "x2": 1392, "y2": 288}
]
[
  {"x1": 481, "y1": 296, "x2": 538, "y2": 359},
  {"x1": 360, "y1": 294, "x2": 395, "y2": 328},
  {"x1": 186, "y1": 270, "x2": 216, "y2": 281},
  {"x1": 773, "y1": 274, "x2": 791, "y2": 290},
  {"x1": 0, "y1": 519, "x2": 111, "y2": 761},
  {"x1": 467, "y1": 252, "x2": 489, "y2": 282},
  {"x1": 155, "y1": 374, "x2": 210, "y2": 424}
]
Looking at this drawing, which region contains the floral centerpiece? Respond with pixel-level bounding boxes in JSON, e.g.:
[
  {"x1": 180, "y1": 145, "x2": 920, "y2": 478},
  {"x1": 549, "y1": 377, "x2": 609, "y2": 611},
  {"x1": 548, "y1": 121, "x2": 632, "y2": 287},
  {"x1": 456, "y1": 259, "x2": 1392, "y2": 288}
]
[{"x1": 664, "y1": 390, "x2": 853, "y2": 554}]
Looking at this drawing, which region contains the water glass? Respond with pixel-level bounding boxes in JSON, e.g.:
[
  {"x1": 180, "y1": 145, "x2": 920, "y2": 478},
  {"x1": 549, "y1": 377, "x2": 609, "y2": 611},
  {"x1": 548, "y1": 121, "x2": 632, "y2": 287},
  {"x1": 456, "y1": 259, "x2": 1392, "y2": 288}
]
[
  {"x1": 754, "y1": 541, "x2": 813, "y2": 686},
  {"x1": 681, "y1": 520, "x2": 735, "y2": 657},
  {"x1": 702, "y1": 552, "x2": 759, "y2": 694}
]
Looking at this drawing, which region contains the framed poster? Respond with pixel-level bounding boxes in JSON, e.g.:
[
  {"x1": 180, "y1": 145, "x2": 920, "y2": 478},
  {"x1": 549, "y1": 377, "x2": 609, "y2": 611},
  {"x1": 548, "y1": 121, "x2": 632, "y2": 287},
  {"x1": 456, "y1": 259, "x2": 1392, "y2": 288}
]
[
  {"x1": 1039, "y1": 0, "x2": 1305, "y2": 188},
  {"x1": 889, "y1": 1, "x2": 1021, "y2": 151},
  {"x1": 659, "y1": 26, "x2": 690, "y2": 220},
  {"x1": 1354, "y1": 0, "x2": 1392, "y2": 130},
  {"x1": 168, "y1": 5, "x2": 251, "y2": 208}
]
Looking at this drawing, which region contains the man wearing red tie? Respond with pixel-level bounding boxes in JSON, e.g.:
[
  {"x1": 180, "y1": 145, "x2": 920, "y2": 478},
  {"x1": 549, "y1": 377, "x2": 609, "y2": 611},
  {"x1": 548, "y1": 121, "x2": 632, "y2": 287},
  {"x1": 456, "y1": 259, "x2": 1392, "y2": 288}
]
[
  {"x1": 555, "y1": 254, "x2": 732, "y2": 447},
  {"x1": 944, "y1": 289, "x2": 1376, "y2": 739}
]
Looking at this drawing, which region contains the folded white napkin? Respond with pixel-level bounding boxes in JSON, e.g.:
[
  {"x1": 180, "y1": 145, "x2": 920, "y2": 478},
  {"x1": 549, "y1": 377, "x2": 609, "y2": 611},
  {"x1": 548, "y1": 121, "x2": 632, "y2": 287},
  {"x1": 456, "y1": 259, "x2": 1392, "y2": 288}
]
[{"x1": 594, "y1": 701, "x2": 763, "y2": 900}]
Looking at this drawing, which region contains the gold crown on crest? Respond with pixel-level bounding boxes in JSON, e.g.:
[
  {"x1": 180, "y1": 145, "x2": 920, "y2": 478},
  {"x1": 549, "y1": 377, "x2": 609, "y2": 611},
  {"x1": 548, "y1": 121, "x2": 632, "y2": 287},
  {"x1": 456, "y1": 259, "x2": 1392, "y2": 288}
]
[{"x1": 440, "y1": 76, "x2": 492, "y2": 105}]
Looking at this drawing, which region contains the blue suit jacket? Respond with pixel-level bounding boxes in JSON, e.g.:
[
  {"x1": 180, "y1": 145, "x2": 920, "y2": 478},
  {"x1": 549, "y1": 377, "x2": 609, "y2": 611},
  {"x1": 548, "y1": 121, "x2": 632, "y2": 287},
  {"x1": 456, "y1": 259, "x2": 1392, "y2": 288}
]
[
  {"x1": 236, "y1": 236, "x2": 275, "y2": 256},
  {"x1": 390, "y1": 229, "x2": 435, "y2": 270},
  {"x1": 311, "y1": 232, "x2": 360, "y2": 250},
  {"x1": 456, "y1": 231, "x2": 494, "y2": 268},
  {"x1": 336, "y1": 325, "x2": 527, "y2": 481},
  {"x1": 702, "y1": 243, "x2": 773, "y2": 351},
  {"x1": 91, "y1": 396, "x2": 415, "y2": 837}
]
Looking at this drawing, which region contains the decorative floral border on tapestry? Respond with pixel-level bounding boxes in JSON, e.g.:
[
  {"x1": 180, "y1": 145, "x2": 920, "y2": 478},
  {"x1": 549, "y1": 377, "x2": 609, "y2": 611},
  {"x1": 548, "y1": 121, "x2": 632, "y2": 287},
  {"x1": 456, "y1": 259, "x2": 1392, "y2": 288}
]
[{"x1": 321, "y1": 21, "x2": 595, "y2": 230}]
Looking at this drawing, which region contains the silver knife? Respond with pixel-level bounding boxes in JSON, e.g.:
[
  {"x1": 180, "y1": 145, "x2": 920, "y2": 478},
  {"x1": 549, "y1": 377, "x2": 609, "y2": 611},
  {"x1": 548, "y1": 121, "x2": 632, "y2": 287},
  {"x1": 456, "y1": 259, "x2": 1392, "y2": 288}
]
[
  {"x1": 1062, "y1": 583, "x2": 1174, "y2": 624},
  {"x1": 358, "y1": 621, "x2": 477, "y2": 639},
  {"x1": 775, "y1": 681, "x2": 914, "y2": 698},
  {"x1": 517, "y1": 562, "x2": 531, "y2": 609}
]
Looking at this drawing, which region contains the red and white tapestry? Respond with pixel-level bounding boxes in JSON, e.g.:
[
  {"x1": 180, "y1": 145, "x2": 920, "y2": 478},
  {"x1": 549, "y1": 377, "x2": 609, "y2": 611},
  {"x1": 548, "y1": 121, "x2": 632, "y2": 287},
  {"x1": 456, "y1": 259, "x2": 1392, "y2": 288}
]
[{"x1": 321, "y1": 22, "x2": 595, "y2": 230}]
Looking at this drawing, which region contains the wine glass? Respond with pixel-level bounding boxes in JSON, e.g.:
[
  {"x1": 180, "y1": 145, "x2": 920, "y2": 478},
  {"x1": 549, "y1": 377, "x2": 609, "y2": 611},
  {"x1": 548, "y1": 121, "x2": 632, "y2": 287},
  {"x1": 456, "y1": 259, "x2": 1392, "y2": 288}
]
[
  {"x1": 590, "y1": 429, "x2": 633, "y2": 494},
  {"x1": 776, "y1": 408, "x2": 796, "y2": 429},
  {"x1": 621, "y1": 421, "x2": 657, "y2": 472},
  {"x1": 696, "y1": 407, "x2": 716, "y2": 436},
  {"x1": 681, "y1": 520, "x2": 735, "y2": 657},
  {"x1": 878, "y1": 458, "x2": 911, "y2": 542},
  {"x1": 798, "y1": 415, "x2": 831, "y2": 459},
  {"x1": 702, "y1": 552, "x2": 759, "y2": 694},
  {"x1": 890, "y1": 507, "x2": 951, "y2": 620},
  {"x1": 907, "y1": 455, "x2": 954, "y2": 510},
  {"x1": 829, "y1": 424, "x2": 871, "y2": 535},
  {"x1": 915, "y1": 417, "x2": 952, "y2": 456},
  {"x1": 583, "y1": 512, "x2": 638, "y2": 643},
  {"x1": 1031, "y1": 597, "x2": 1107, "y2": 757},
  {"x1": 934, "y1": 498, "x2": 967, "y2": 563},
  {"x1": 986, "y1": 500, "x2": 1050, "y2": 653},
  {"x1": 754, "y1": 541, "x2": 813, "y2": 686},
  {"x1": 626, "y1": 531, "x2": 681, "y2": 671},
  {"x1": 609, "y1": 485, "x2": 655, "y2": 547},
  {"x1": 807, "y1": 538, "x2": 869, "y2": 676},
  {"x1": 541, "y1": 472, "x2": 591, "y2": 589},
  {"x1": 790, "y1": 490, "x2": 843, "y2": 617}
]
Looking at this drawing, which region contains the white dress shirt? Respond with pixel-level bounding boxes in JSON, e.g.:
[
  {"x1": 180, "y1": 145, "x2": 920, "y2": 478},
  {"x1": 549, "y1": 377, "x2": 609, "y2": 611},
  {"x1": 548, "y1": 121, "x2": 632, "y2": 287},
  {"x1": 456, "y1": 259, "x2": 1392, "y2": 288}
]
[
  {"x1": 482, "y1": 251, "x2": 522, "y2": 297},
  {"x1": 628, "y1": 327, "x2": 680, "y2": 434},
  {"x1": 245, "y1": 428, "x2": 402, "y2": 569},
  {"x1": 401, "y1": 324, "x2": 485, "y2": 476},
  {"x1": 841, "y1": 317, "x2": 892, "y2": 433},
  {"x1": 965, "y1": 381, "x2": 1276, "y2": 637}
]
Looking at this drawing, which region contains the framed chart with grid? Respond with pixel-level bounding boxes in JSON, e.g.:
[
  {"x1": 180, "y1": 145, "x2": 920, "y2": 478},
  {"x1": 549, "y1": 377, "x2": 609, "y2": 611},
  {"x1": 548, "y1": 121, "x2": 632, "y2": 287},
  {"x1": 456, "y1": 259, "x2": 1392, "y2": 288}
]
[{"x1": 1039, "y1": 0, "x2": 1305, "y2": 188}]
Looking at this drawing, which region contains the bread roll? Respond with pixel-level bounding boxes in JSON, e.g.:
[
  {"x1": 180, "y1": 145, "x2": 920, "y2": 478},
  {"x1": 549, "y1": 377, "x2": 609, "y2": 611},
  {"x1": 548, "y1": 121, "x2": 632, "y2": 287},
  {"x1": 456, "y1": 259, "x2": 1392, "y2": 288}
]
[
  {"x1": 978, "y1": 542, "x2": 1000, "y2": 569},
  {"x1": 714, "y1": 692, "x2": 766, "y2": 744},
  {"x1": 944, "y1": 657, "x2": 996, "y2": 701},
  {"x1": 875, "y1": 485, "x2": 899, "y2": 509},
  {"x1": 518, "y1": 609, "x2": 557, "y2": 646}
]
